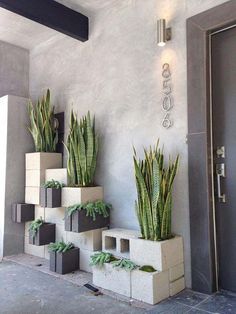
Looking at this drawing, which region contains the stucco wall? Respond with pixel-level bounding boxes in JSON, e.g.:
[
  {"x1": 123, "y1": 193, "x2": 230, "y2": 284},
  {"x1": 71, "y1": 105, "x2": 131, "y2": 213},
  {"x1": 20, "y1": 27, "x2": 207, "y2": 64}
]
[
  {"x1": 29, "y1": 0, "x2": 229, "y2": 288},
  {"x1": 0, "y1": 41, "x2": 29, "y2": 98}
]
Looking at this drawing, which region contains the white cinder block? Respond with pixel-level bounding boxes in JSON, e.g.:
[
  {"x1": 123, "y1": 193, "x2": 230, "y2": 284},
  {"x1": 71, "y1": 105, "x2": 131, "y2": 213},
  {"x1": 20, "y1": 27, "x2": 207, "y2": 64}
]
[
  {"x1": 79, "y1": 248, "x2": 95, "y2": 273},
  {"x1": 44, "y1": 245, "x2": 50, "y2": 260},
  {"x1": 93, "y1": 263, "x2": 131, "y2": 297},
  {"x1": 130, "y1": 236, "x2": 184, "y2": 271},
  {"x1": 26, "y1": 170, "x2": 44, "y2": 187},
  {"x1": 66, "y1": 228, "x2": 106, "y2": 251},
  {"x1": 102, "y1": 228, "x2": 140, "y2": 258},
  {"x1": 24, "y1": 236, "x2": 45, "y2": 258},
  {"x1": 131, "y1": 269, "x2": 169, "y2": 304},
  {"x1": 25, "y1": 187, "x2": 40, "y2": 205},
  {"x1": 55, "y1": 224, "x2": 67, "y2": 243},
  {"x1": 170, "y1": 277, "x2": 185, "y2": 296},
  {"x1": 169, "y1": 263, "x2": 184, "y2": 282},
  {"x1": 45, "y1": 207, "x2": 65, "y2": 225},
  {"x1": 61, "y1": 186, "x2": 103, "y2": 207},
  {"x1": 25, "y1": 152, "x2": 62, "y2": 170},
  {"x1": 45, "y1": 168, "x2": 68, "y2": 185}
]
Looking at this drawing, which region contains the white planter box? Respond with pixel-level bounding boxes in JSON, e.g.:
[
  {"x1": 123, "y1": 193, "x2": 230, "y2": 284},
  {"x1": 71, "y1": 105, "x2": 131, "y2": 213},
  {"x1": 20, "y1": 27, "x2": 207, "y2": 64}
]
[
  {"x1": 169, "y1": 263, "x2": 184, "y2": 282},
  {"x1": 93, "y1": 263, "x2": 131, "y2": 297},
  {"x1": 102, "y1": 228, "x2": 140, "y2": 258},
  {"x1": 26, "y1": 170, "x2": 44, "y2": 187},
  {"x1": 131, "y1": 269, "x2": 169, "y2": 304},
  {"x1": 26, "y1": 152, "x2": 62, "y2": 170},
  {"x1": 61, "y1": 186, "x2": 103, "y2": 207},
  {"x1": 25, "y1": 187, "x2": 40, "y2": 205},
  {"x1": 130, "y1": 236, "x2": 184, "y2": 271},
  {"x1": 79, "y1": 248, "x2": 95, "y2": 273},
  {"x1": 45, "y1": 168, "x2": 68, "y2": 186},
  {"x1": 66, "y1": 228, "x2": 106, "y2": 251},
  {"x1": 170, "y1": 277, "x2": 185, "y2": 296}
]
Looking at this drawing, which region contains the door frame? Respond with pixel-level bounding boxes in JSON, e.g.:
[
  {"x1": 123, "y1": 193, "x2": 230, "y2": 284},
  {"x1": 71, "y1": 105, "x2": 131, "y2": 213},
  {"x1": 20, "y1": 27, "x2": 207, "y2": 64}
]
[{"x1": 187, "y1": 0, "x2": 236, "y2": 294}]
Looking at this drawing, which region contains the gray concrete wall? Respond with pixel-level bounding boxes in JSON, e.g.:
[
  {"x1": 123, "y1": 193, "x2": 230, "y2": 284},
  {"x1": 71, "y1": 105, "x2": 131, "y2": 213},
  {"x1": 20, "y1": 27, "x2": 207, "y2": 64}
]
[
  {"x1": 0, "y1": 40, "x2": 29, "y2": 98},
  {"x1": 29, "y1": 0, "x2": 229, "y2": 288},
  {"x1": 0, "y1": 96, "x2": 33, "y2": 259}
]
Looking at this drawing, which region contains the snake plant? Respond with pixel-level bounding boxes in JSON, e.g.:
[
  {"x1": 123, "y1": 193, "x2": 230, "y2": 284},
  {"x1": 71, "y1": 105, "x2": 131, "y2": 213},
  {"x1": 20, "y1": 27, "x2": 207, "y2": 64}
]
[
  {"x1": 133, "y1": 141, "x2": 179, "y2": 241},
  {"x1": 28, "y1": 89, "x2": 58, "y2": 152},
  {"x1": 66, "y1": 200, "x2": 111, "y2": 221},
  {"x1": 65, "y1": 111, "x2": 98, "y2": 187},
  {"x1": 48, "y1": 241, "x2": 74, "y2": 253}
]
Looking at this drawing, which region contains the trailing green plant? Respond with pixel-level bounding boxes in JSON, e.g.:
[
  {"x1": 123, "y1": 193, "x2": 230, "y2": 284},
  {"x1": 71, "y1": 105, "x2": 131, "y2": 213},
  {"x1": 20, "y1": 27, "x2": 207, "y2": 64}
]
[
  {"x1": 90, "y1": 252, "x2": 116, "y2": 266},
  {"x1": 29, "y1": 217, "x2": 44, "y2": 238},
  {"x1": 43, "y1": 179, "x2": 64, "y2": 189},
  {"x1": 48, "y1": 241, "x2": 74, "y2": 253},
  {"x1": 28, "y1": 89, "x2": 58, "y2": 152},
  {"x1": 64, "y1": 110, "x2": 98, "y2": 187},
  {"x1": 111, "y1": 258, "x2": 138, "y2": 271},
  {"x1": 139, "y1": 265, "x2": 156, "y2": 273},
  {"x1": 133, "y1": 141, "x2": 179, "y2": 241},
  {"x1": 66, "y1": 200, "x2": 111, "y2": 221}
]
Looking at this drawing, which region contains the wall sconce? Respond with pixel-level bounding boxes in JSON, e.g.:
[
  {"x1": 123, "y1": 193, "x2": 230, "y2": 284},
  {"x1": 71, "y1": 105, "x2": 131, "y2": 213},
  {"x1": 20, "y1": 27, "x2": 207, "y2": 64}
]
[{"x1": 157, "y1": 19, "x2": 171, "y2": 47}]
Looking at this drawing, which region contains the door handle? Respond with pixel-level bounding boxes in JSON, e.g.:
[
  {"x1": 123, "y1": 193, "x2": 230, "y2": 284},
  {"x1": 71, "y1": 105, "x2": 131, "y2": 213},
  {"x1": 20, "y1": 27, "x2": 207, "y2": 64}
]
[{"x1": 216, "y1": 163, "x2": 226, "y2": 203}]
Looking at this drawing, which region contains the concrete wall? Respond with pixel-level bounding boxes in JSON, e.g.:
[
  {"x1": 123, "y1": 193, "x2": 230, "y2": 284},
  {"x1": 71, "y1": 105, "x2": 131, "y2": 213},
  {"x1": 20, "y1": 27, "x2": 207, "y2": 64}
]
[
  {"x1": 29, "y1": 0, "x2": 229, "y2": 287},
  {"x1": 0, "y1": 96, "x2": 33, "y2": 258},
  {"x1": 0, "y1": 41, "x2": 29, "y2": 98}
]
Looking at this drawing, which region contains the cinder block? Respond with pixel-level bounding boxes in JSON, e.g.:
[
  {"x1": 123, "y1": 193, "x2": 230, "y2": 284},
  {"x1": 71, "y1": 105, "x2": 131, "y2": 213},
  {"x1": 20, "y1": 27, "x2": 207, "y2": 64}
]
[
  {"x1": 25, "y1": 187, "x2": 40, "y2": 205},
  {"x1": 169, "y1": 263, "x2": 184, "y2": 282},
  {"x1": 35, "y1": 206, "x2": 45, "y2": 220},
  {"x1": 102, "y1": 228, "x2": 140, "y2": 258},
  {"x1": 131, "y1": 269, "x2": 169, "y2": 304},
  {"x1": 130, "y1": 236, "x2": 184, "y2": 271},
  {"x1": 61, "y1": 186, "x2": 103, "y2": 207},
  {"x1": 24, "y1": 236, "x2": 45, "y2": 258},
  {"x1": 93, "y1": 263, "x2": 131, "y2": 297},
  {"x1": 25, "y1": 152, "x2": 62, "y2": 170},
  {"x1": 45, "y1": 207, "x2": 65, "y2": 225},
  {"x1": 66, "y1": 228, "x2": 106, "y2": 251},
  {"x1": 79, "y1": 248, "x2": 95, "y2": 273},
  {"x1": 169, "y1": 277, "x2": 185, "y2": 296},
  {"x1": 45, "y1": 168, "x2": 68, "y2": 185},
  {"x1": 26, "y1": 170, "x2": 44, "y2": 187}
]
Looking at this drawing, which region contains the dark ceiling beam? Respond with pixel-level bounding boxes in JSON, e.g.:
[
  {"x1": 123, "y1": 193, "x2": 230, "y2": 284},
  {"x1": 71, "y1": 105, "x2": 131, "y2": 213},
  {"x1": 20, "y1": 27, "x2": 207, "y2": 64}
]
[{"x1": 0, "y1": 0, "x2": 89, "y2": 42}]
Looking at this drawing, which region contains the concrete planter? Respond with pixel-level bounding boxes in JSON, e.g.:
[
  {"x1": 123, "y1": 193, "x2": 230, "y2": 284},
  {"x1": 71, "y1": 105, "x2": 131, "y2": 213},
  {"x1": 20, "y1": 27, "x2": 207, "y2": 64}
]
[
  {"x1": 29, "y1": 223, "x2": 55, "y2": 246},
  {"x1": 12, "y1": 203, "x2": 35, "y2": 223},
  {"x1": 131, "y1": 269, "x2": 169, "y2": 304},
  {"x1": 50, "y1": 247, "x2": 80, "y2": 274},
  {"x1": 65, "y1": 209, "x2": 110, "y2": 233},
  {"x1": 61, "y1": 186, "x2": 103, "y2": 207},
  {"x1": 93, "y1": 263, "x2": 131, "y2": 297},
  {"x1": 130, "y1": 236, "x2": 184, "y2": 271},
  {"x1": 25, "y1": 152, "x2": 62, "y2": 171},
  {"x1": 40, "y1": 187, "x2": 61, "y2": 208}
]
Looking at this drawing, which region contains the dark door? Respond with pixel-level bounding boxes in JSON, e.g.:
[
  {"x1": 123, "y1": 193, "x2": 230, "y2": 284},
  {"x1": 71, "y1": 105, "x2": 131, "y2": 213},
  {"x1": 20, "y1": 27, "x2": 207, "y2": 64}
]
[{"x1": 212, "y1": 27, "x2": 236, "y2": 292}]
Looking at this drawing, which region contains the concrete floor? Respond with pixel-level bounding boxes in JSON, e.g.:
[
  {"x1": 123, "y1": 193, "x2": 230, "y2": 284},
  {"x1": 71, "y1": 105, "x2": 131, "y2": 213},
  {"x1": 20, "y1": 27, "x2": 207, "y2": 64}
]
[
  {"x1": 1, "y1": 258, "x2": 236, "y2": 314},
  {"x1": 0, "y1": 260, "x2": 145, "y2": 314}
]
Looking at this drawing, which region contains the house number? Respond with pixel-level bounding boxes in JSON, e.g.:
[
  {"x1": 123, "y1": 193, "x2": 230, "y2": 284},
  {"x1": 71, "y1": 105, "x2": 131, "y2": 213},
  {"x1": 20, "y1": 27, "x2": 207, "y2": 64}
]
[{"x1": 162, "y1": 63, "x2": 173, "y2": 129}]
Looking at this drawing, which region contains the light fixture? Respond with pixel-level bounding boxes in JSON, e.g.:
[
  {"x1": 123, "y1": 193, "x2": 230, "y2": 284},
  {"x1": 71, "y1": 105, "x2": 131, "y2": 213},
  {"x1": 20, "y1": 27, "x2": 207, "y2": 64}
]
[{"x1": 157, "y1": 19, "x2": 171, "y2": 47}]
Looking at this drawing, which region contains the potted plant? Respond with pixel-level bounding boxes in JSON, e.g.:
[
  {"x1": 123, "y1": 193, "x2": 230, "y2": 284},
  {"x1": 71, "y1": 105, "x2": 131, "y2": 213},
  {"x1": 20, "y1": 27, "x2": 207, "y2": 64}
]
[
  {"x1": 29, "y1": 217, "x2": 55, "y2": 245},
  {"x1": 25, "y1": 90, "x2": 62, "y2": 205},
  {"x1": 65, "y1": 200, "x2": 110, "y2": 233},
  {"x1": 48, "y1": 241, "x2": 79, "y2": 274},
  {"x1": 130, "y1": 141, "x2": 184, "y2": 272},
  {"x1": 12, "y1": 203, "x2": 35, "y2": 223},
  {"x1": 40, "y1": 179, "x2": 64, "y2": 208},
  {"x1": 62, "y1": 111, "x2": 103, "y2": 207}
]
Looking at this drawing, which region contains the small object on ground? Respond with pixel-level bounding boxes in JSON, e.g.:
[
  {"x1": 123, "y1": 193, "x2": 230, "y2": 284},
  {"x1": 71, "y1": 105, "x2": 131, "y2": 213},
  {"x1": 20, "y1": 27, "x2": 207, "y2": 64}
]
[
  {"x1": 35, "y1": 264, "x2": 42, "y2": 267},
  {"x1": 84, "y1": 283, "x2": 103, "y2": 296}
]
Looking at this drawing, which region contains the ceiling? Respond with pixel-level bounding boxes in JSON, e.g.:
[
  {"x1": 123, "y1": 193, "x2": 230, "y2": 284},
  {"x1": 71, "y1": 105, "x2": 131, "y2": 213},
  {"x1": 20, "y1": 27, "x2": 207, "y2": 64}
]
[{"x1": 0, "y1": 0, "x2": 117, "y2": 50}]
